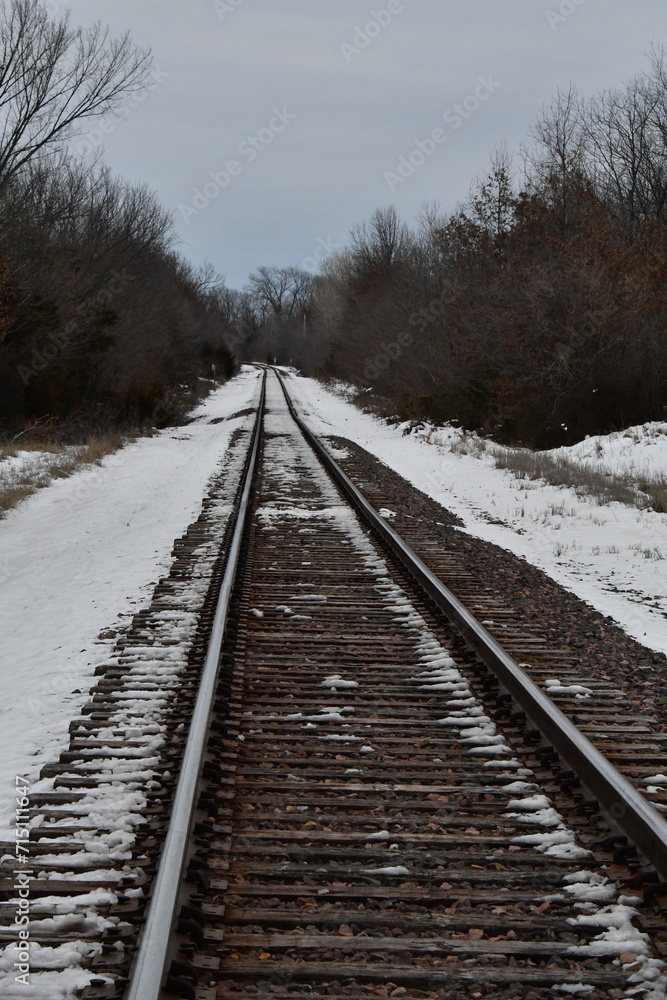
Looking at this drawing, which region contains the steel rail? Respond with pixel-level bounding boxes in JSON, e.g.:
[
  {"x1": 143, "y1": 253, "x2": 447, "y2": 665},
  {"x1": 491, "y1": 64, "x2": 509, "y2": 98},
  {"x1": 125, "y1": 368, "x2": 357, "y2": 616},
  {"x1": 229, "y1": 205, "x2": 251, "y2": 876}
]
[
  {"x1": 125, "y1": 370, "x2": 266, "y2": 1000},
  {"x1": 276, "y1": 369, "x2": 667, "y2": 880}
]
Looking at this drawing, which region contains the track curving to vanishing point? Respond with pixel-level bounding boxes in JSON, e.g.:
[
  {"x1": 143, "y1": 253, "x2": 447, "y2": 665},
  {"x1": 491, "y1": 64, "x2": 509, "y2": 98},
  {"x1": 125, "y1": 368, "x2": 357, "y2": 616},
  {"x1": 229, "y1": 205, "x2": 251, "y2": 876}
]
[{"x1": 3, "y1": 367, "x2": 667, "y2": 1000}]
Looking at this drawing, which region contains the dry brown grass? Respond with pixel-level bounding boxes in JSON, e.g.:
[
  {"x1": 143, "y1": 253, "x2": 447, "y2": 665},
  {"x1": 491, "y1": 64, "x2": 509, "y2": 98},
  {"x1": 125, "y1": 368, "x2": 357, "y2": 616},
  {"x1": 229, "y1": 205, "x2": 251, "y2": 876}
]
[
  {"x1": 0, "y1": 432, "x2": 127, "y2": 518},
  {"x1": 78, "y1": 432, "x2": 126, "y2": 465},
  {"x1": 494, "y1": 447, "x2": 666, "y2": 512},
  {"x1": 637, "y1": 476, "x2": 667, "y2": 514}
]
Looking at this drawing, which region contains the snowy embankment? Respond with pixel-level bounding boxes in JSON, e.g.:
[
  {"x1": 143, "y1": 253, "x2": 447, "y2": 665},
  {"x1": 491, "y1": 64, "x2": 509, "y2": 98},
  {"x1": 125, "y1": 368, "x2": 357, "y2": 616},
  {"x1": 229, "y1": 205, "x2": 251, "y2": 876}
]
[
  {"x1": 288, "y1": 375, "x2": 667, "y2": 656},
  {"x1": 0, "y1": 368, "x2": 261, "y2": 840}
]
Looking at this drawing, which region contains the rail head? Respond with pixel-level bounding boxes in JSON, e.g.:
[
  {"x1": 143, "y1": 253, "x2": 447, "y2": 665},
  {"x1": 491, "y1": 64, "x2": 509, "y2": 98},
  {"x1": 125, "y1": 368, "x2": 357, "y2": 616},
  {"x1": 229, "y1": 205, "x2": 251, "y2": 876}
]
[
  {"x1": 124, "y1": 370, "x2": 266, "y2": 1000},
  {"x1": 275, "y1": 368, "x2": 667, "y2": 881}
]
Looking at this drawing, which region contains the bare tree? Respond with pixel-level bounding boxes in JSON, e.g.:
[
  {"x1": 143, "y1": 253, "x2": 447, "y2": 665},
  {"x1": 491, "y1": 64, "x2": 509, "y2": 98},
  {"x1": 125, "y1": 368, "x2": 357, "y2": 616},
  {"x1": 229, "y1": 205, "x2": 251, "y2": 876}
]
[
  {"x1": 529, "y1": 86, "x2": 588, "y2": 231},
  {"x1": 0, "y1": 156, "x2": 173, "y2": 297},
  {"x1": 247, "y1": 265, "x2": 313, "y2": 321},
  {"x1": 349, "y1": 206, "x2": 410, "y2": 279},
  {"x1": 0, "y1": 0, "x2": 152, "y2": 186},
  {"x1": 584, "y1": 81, "x2": 658, "y2": 228}
]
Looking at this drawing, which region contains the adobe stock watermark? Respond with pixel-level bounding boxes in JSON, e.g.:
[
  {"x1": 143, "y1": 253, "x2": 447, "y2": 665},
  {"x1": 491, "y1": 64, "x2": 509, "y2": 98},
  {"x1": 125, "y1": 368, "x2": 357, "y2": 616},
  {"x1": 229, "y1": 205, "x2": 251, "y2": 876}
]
[
  {"x1": 73, "y1": 66, "x2": 169, "y2": 159},
  {"x1": 340, "y1": 0, "x2": 414, "y2": 64},
  {"x1": 408, "y1": 284, "x2": 456, "y2": 334},
  {"x1": 178, "y1": 107, "x2": 296, "y2": 224},
  {"x1": 301, "y1": 235, "x2": 343, "y2": 274},
  {"x1": 363, "y1": 331, "x2": 414, "y2": 381},
  {"x1": 17, "y1": 269, "x2": 135, "y2": 386},
  {"x1": 384, "y1": 74, "x2": 502, "y2": 192},
  {"x1": 213, "y1": 0, "x2": 245, "y2": 21},
  {"x1": 363, "y1": 284, "x2": 456, "y2": 380},
  {"x1": 13, "y1": 776, "x2": 32, "y2": 988},
  {"x1": 545, "y1": 0, "x2": 586, "y2": 30}
]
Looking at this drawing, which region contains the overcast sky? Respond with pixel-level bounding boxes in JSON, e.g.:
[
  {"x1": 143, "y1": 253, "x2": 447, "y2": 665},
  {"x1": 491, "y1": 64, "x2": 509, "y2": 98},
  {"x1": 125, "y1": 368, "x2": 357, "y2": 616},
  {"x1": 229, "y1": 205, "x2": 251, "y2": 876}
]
[{"x1": 64, "y1": 0, "x2": 665, "y2": 288}]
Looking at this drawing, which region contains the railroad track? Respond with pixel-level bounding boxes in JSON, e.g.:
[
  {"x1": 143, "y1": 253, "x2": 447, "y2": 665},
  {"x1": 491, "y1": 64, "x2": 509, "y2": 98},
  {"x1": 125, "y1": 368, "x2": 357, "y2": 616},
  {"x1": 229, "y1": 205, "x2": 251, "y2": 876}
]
[{"x1": 3, "y1": 368, "x2": 667, "y2": 999}]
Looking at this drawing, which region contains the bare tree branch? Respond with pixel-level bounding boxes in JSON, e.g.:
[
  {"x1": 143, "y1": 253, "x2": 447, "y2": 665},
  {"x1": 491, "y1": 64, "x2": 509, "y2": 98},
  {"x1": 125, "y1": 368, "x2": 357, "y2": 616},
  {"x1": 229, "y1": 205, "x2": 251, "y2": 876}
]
[{"x1": 0, "y1": 0, "x2": 152, "y2": 186}]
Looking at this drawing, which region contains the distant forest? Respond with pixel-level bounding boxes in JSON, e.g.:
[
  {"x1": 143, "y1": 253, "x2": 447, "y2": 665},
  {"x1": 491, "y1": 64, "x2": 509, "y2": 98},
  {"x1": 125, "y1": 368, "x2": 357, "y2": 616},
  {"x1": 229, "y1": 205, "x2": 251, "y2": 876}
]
[
  {"x1": 0, "y1": 0, "x2": 234, "y2": 438},
  {"x1": 2, "y1": 3, "x2": 666, "y2": 450},
  {"x1": 230, "y1": 52, "x2": 667, "y2": 448}
]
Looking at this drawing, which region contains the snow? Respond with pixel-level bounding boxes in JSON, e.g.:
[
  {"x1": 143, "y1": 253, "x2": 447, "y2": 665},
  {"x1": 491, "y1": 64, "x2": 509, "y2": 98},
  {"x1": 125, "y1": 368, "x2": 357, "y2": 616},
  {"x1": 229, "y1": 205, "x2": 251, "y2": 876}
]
[
  {"x1": 559, "y1": 870, "x2": 667, "y2": 996},
  {"x1": 512, "y1": 828, "x2": 592, "y2": 859},
  {"x1": 507, "y1": 806, "x2": 565, "y2": 827},
  {"x1": 545, "y1": 678, "x2": 593, "y2": 699},
  {"x1": 561, "y1": 422, "x2": 667, "y2": 479},
  {"x1": 288, "y1": 376, "x2": 667, "y2": 655},
  {"x1": 0, "y1": 366, "x2": 261, "y2": 837},
  {"x1": 285, "y1": 706, "x2": 355, "y2": 724},
  {"x1": 321, "y1": 674, "x2": 358, "y2": 690},
  {"x1": 0, "y1": 967, "x2": 112, "y2": 998},
  {"x1": 506, "y1": 794, "x2": 552, "y2": 811},
  {"x1": 362, "y1": 866, "x2": 410, "y2": 875},
  {"x1": 551, "y1": 987, "x2": 593, "y2": 995}
]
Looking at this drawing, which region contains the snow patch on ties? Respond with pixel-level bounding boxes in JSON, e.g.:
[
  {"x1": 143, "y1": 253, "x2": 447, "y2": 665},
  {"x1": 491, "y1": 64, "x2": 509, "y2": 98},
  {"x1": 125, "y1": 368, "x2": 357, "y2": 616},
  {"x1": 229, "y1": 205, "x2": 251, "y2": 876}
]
[
  {"x1": 362, "y1": 865, "x2": 410, "y2": 875},
  {"x1": 545, "y1": 677, "x2": 592, "y2": 699},
  {"x1": 285, "y1": 706, "x2": 356, "y2": 724},
  {"x1": 321, "y1": 674, "x2": 358, "y2": 690}
]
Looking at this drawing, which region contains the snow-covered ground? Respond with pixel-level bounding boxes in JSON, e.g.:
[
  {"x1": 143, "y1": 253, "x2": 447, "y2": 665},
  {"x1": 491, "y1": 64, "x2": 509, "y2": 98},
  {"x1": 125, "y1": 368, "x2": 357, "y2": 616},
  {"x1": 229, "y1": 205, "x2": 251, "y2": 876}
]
[
  {"x1": 0, "y1": 368, "x2": 261, "y2": 839},
  {"x1": 558, "y1": 422, "x2": 667, "y2": 480},
  {"x1": 288, "y1": 376, "x2": 667, "y2": 656}
]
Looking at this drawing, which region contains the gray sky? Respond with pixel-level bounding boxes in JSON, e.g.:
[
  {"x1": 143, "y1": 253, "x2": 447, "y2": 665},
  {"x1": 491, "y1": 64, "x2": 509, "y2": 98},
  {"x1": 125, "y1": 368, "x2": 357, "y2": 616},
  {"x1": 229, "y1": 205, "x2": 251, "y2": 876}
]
[{"x1": 64, "y1": 0, "x2": 666, "y2": 288}]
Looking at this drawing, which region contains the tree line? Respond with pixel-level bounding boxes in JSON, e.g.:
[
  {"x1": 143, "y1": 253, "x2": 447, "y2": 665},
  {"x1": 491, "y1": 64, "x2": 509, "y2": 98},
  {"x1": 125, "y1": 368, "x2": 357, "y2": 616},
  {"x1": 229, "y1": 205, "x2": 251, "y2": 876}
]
[
  {"x1": 0, "y1": 0, "x2": 235, "y2": 438},
  {"x1": 235, "y1": 50, "x2": 667, "y2": 448}
]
